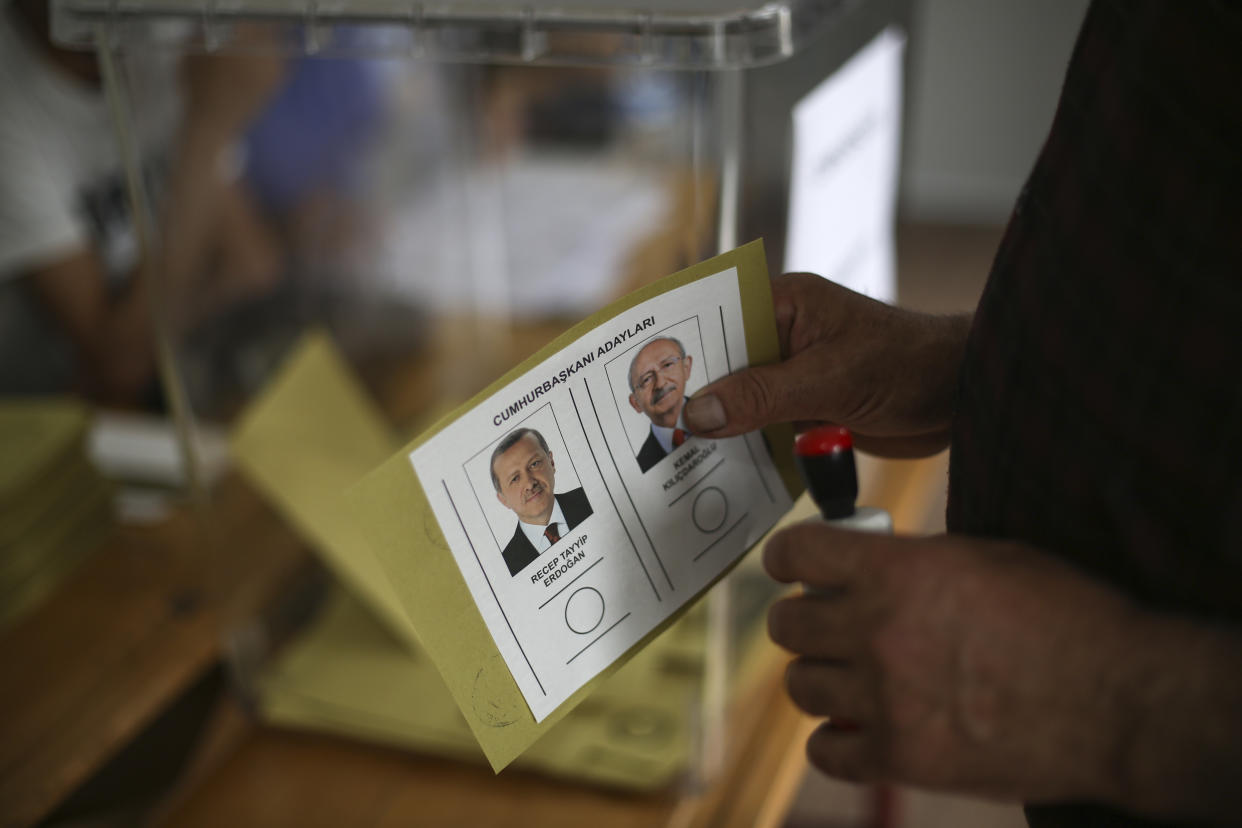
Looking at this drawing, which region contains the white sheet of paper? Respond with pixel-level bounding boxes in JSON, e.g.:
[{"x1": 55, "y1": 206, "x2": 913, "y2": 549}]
[
  {"x1": 786, "y1": 26, "x2": 905, "y2": 304},
  {"x1": 409, "y1": 267, "x2": 792, "y2": 721}
]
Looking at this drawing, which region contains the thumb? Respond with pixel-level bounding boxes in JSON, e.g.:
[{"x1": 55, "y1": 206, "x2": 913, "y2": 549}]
[{"x1": 684, "y1": 355, "x2": 824, "y2": 437}]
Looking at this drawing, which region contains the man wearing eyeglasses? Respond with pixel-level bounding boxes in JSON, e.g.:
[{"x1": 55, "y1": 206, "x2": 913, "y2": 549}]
[{"x1": 627, "y1": 336, "x2": 695, "y2": 473}]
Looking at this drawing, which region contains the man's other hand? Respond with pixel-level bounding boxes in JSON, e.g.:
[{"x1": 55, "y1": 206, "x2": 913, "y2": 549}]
[{"x1": 763, "y1": 521, "x2": 1144, "y2": 806}]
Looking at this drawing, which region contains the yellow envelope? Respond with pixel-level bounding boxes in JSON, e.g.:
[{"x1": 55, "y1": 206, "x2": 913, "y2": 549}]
[
  {"x1": 230, "y1": 333, "x2": 416, "y2": 648},
  {"x1": 347, "y1": 241, "x2": 801, "y2": 770}
]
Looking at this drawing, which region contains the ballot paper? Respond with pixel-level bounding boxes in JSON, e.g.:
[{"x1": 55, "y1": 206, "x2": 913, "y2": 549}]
[{"x1": 350, "y1": 241, "x2": 800, "y2": 770}]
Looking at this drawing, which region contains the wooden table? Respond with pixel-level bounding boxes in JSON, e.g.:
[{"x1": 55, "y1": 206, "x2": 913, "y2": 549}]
[{"x1": 0, "y1": 476, "x2": 310, "y2": 827}]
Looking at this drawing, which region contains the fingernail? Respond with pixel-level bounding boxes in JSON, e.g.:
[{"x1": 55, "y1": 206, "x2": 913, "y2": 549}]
[{"x1": 686, "y1": 394, "x2": 726, "y2": 432}]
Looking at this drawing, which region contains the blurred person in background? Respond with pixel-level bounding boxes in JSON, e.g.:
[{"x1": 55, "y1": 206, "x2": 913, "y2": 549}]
[
  {"x1": 0, "y1": 0, "x2": 284, "y2": 406},
  {"x1": 686, "y1": 2, "x2": 1242, "y2": 826},
  {"x1": 240, "y1": 32, "x2": 386, "y2": 261}
]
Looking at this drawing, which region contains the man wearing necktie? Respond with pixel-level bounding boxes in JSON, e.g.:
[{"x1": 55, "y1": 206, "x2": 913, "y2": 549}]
[
  {"x1": 628, "y1": 336, "x2": 696, "y2": 473},
  {"x1": 491, "y1": 427, "x2": 593, "y2": 577}
]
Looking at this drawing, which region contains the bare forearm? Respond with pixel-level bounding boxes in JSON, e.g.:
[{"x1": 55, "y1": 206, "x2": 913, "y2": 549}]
[{"x1": 30, "y1": 251, "x2": 156, "y2": 403}]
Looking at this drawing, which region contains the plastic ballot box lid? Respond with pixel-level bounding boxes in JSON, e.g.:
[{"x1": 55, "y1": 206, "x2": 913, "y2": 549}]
[{"x1": 52, "y1": 0, "x2": 854, "y2": 67}]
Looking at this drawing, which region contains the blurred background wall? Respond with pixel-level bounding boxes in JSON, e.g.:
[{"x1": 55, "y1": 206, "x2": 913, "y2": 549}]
[{"x1": 900, "y1": 0, "x2": 1090, "y2": 224}]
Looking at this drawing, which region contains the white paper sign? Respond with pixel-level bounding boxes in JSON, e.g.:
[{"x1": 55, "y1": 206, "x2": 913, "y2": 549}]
[
  {"x1": 786, "y1": 26, "x2": 905, "y2": 303},
  {"x1": 409, "y1": 268, "x2": 791, "y2": 721}
]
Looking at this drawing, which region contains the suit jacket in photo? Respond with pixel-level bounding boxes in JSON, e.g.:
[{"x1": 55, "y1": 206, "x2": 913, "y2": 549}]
[
  {"x1": 636, "y1": 429, "x2": 667, "y2": 473},
  {"x1": 502, "y1": 487, "x2": 593, "y2": 576}
]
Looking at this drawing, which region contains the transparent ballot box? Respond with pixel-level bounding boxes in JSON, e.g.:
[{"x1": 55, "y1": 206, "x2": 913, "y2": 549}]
[{"x1": 49, "y1": 0, "x2": 909, "y2": 796}]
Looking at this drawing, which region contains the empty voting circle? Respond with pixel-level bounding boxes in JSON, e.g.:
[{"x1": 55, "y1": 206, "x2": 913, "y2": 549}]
[
  {"x1": 691, "y1": 486, "x2": 729, "y2": 533},
  {"x1": 564, "y1": 587, "x2": 605, "y2": 635}
]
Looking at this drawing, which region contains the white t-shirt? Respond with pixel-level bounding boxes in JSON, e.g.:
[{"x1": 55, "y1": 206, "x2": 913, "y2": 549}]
[
  {"x1": 0, "y1": 7, "x2": 176, "y2": 392},
  {"x1": 0, "y1": 7, "x2": 135, "y2": 280}
]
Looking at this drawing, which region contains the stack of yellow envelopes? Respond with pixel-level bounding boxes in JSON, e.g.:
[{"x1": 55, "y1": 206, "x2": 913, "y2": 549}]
[{"x1": 0, "y1": 398, "x2": 114, "y2": 629}]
